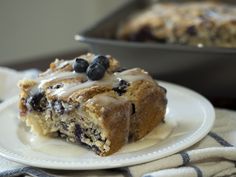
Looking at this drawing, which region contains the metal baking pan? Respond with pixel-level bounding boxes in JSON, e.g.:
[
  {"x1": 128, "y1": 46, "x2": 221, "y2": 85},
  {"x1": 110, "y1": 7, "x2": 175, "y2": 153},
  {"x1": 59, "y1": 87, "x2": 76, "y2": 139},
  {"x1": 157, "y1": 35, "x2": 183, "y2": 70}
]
[{"x1": 75, "y1": 0, "x2": 236, "y2": 98}]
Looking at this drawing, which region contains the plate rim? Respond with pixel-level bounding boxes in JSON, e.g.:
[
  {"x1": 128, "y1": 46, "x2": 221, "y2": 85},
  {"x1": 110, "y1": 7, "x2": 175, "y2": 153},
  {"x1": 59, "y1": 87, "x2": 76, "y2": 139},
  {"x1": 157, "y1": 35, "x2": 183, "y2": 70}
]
[{"x1": 0, "y1": 81, "x2": 215, "y2": 170}]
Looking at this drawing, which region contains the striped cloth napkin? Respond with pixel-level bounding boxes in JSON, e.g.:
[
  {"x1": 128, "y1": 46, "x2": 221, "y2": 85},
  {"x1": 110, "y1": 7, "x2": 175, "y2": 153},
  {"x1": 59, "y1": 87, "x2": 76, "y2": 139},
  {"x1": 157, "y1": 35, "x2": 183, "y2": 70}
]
[{"x1": 0, "y1": 67, "x2": 236, "y2": 177}]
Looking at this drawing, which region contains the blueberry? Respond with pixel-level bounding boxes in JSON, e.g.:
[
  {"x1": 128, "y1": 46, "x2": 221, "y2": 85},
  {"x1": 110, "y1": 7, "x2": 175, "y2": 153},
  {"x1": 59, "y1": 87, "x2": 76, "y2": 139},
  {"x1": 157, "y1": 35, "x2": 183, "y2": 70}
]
[
  {"x1": 60, "y1": 122, "x2": 68, "y2": 131},
  {"x1": 129, "y1": 26, "x2": 157, "y2": 42},
  {"x1": 93, "y1": 55, "x2": 109, "y2": 70},
  {"x1": 26, "y1": 92, "x2": 47, "y2": 112},
  {"x1": 73, "y1": 58, "x2": 89, "y2": 73},
  {"x1": 58, "y1": 131, "x2": 67, "y2": 138},
  {"x1": 86, "y1": 63, "x2": 106, "y2": 81},
  {"x1": 113, "y1": 79, "x2": 130, "y2": 96},
  {"x1": 131, "y1": 103, "x2": 136, "y2": 115},
  {"x1": 186, "y1": 25, "x2": 197, "y2": 36},
  {"x1": 75, "y1": 124, "x2": 82, "y2": 141},
  {"x1": 49, "y1": 83, "x2": 63, "y2": 89},
  {"x1": 54, "y1": 83, "x2": 63, "y2": 89},
  {"x1": 92, "y1": 145, "x2": 101, "y2": 154}
]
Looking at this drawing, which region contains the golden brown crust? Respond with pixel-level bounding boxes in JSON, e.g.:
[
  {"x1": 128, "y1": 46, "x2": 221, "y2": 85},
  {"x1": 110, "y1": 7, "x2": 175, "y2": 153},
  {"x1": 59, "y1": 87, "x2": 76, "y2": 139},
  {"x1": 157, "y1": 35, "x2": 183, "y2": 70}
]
[
  {"x1": 124, "y1": 80, "x2": 166, "y2": 141},
  {"x1": 83, "y1": 92, "x2": 131, "y2": 156},
  {"x1": 18, "y1": 53, "x2": 167, "y2": 156},
  {"x1": 18, "y1": 79, "x2": 38, "y2": 116},
  {"x1": 68, "y1": 86, "x2": 111, "y2": 103}
]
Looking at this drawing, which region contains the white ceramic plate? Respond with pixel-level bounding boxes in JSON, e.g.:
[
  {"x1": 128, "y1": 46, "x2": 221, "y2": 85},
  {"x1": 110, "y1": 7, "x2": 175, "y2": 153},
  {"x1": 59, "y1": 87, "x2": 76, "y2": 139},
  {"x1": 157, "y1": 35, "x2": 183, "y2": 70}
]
[{"x1": 0, "y1": 81, "x2": 215, "y2": 170}]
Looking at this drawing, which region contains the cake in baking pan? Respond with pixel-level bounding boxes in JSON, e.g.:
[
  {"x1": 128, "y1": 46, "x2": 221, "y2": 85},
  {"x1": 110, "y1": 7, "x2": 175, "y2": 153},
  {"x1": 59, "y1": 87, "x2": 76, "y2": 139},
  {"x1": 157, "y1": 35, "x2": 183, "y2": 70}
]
[{"x1": 117, "y1": 2, "x2": 236, "y2": 48}]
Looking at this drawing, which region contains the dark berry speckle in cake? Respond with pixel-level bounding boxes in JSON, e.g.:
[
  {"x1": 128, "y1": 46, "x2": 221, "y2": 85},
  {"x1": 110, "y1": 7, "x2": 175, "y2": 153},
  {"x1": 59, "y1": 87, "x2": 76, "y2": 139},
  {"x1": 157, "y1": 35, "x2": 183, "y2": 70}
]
[
  {"x1": 186, "y1": 25, "x2": 198, "y2": 36},
  {"x1": 49, "y1": 83, "x2": 64, "y2": 90},
  {"x1": 129, "y1": 26, "x2": 154, "y2": 41},
  {"x1": 26, "y1": 92, "x2": 47, "y2": 112},
  {"x1": 92, "y1": 145, "x2": 101, "y2": 154},
  {"x1": 60, "y1": 122, "x2": 68, "y2": 131},
  {"x1": 131, "y1": 103, "x2": 136, "y2": 115},
  {"x1": 113, "y1": 79, "x2": 130, "y2": 96},
  {"x1": 75, "y1": 124, "x2": 82, "y2": 142}
]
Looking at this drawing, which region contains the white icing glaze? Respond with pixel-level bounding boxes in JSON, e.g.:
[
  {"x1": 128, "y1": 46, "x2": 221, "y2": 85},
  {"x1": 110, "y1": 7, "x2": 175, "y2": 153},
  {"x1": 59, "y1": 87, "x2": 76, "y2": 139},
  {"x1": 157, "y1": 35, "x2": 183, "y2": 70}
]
[
  {"x1": 38, "y1": 71, "x2": 71, "y2": 81},
  {"x1": 114, "y1": 68, "x2": 152, "y2": 83},
  {"x1": 54, "y1": 80, "x2": 97, "y2": 97},
  {"x1": 29, "y1": 85, "x2": 40, "y2": 95},
  {"x1": 56, "y1": 59, "x2": 74, "y2": 69},
  {"x1": 34, "y1": 65, "x2": 154, "y2": 98},
  {"x1": 18, "y1": 120, "x2": 176, "y2": 156},
  {"x1": 52, "y1": 73, "x2": 113, "y2": 97},
  {"x1": 18, "y1": 124, "x2": 87, "y2": 156},
  {"x1": 88, "y1": 94, "x2": 125, "y2": 107},
  {"x1": 54, "y1": 69, "x2": 150, "y2": 96},
  {"x1": 38, "y1": 71, "x2": 85, "y2": 89},
  {"x1": 119, "y1": 74, "x2": 151, "y2": 83}
]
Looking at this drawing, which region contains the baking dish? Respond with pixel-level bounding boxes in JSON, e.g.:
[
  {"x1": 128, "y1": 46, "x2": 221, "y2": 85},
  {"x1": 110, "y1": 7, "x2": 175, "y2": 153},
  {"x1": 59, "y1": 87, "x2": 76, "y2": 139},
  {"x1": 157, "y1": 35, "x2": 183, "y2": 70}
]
[{"x1": 75, "y1": 0, "x2": 236, "y2": 98}]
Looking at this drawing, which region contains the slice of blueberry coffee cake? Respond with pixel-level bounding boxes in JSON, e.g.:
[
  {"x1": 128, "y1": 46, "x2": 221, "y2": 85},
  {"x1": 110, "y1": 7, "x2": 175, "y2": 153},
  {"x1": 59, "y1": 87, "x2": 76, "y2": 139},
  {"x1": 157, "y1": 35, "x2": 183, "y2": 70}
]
[{"x1": 18, "y1": 53, "x2": 167, "y2": 156}]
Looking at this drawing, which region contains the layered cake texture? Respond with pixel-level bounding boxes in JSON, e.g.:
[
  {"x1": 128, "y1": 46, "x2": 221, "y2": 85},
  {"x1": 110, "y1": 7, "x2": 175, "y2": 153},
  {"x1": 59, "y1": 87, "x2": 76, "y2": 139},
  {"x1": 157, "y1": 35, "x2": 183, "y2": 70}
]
[
  {"x1": 117, "y1": 2, "x2": 236, "y2": 48},
  {"x1": 18, "y1": 53, "x2": 167, "y2": 156}
]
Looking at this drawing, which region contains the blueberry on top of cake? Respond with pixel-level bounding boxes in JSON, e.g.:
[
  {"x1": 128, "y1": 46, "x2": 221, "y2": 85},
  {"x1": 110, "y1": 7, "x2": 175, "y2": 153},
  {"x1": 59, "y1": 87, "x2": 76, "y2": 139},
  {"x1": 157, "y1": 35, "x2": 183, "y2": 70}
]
[{"x1": 18, "y1": 53, "x2": 167, "y2": 156}]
